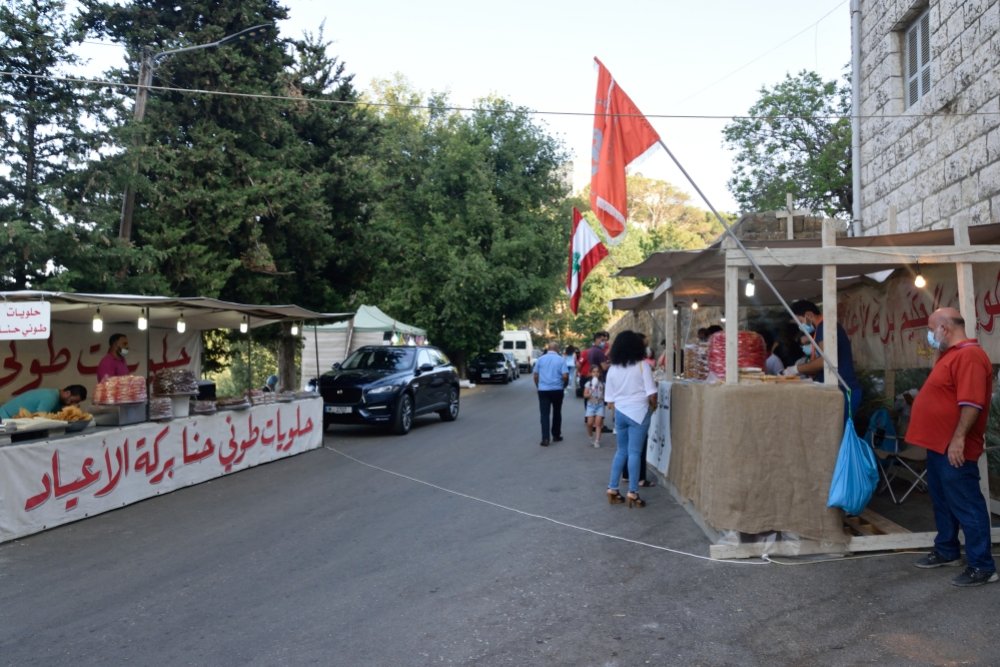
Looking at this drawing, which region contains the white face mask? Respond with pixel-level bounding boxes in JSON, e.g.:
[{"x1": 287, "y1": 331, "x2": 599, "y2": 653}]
[
  {"x1": 926, "y1": 330, "x2": 941, "y2": 351},
  {"x1": 120, "y1": 347, "x2": 129, "y2": 357}
]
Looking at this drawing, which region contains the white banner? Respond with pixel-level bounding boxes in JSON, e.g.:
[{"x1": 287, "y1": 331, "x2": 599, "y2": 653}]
[
  {"x1": 0, "y1": 399, "x2": 323, "y2": 543},
  {"x1": 647, "y1": 381, "x2": 672, "y2": 475},
  {"x1": 0, "y1": 301, "x2": 51, "y2": 340},
  {"x1": 841, "y1": 264, "x2": 1000, "y2": 369},
  {"x1": 0, "y1": 323, "x2": 201, "y2": 400}
]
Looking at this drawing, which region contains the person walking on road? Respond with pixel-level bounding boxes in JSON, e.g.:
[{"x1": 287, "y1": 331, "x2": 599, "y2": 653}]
[
  {"x1": 907, "y1": 307, "x2": 997, "y2": 587},
  {"x1": 604, "y1": 331, "x2": 657, "y2": 508},
  {"x1": 534, "y1": 342, "x2": 568, "y2": 447}
]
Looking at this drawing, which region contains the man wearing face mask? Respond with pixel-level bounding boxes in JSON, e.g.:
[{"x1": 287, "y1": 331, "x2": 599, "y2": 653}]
[
  {"x1": 97, "y1": 333, "x2": 131, "y2": 382},
  {"x1": 907, "y1": 308, "x2": 996, "y2": 587},
  {"x1": 783, "y1": 300, "x2": 862, "y2": 418}
]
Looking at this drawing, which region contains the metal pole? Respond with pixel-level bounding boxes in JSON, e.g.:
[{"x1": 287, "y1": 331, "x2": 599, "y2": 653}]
[{"x1": 654, "y1": 137, "x2": 849, "y2": 393}]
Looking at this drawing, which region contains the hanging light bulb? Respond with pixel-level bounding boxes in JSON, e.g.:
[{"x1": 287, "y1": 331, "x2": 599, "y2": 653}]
[
  {"x1": 290, "y1": 322, "x2": 300, "y2": 336},
  {"x1": 239, "y1": 316, "x2": 249, "y2": 334},
  {"x1": 137, "y1": 307, "x2": 148, "y2": 331},
  {"x1": 721, "y1": 317, "x2": 727, "y2": 324},
  {"x1": 914, "y1": 265, "x2": 927, "y2": 288},
  {"x1": 92, "y1": 307, "x2": 104, "y2": 333},
  {"x1": 176, "y1": 312, "x2": 186, "y2": 334},
  {"x1": 672, "y1": 307, "x2": 679, "y2": 316},
  {"x1": 745, "y1": 272, "x2": 756, "y2": 297},
  {"x1": 691, "y1": 299, "x2": 699, "y2": 311}
]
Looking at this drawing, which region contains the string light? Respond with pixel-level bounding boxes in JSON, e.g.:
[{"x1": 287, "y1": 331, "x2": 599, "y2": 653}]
[
  {"x1": 239, "y1": 315, "x2": 248, "y2": 334},
  {"x1": 137, "y1": 307, "x2": 148, "y2": 331},
  {"x1": 914, "y1": 264, "x2": 926, "y2": 288},
  {"x1": 691, "y1": 299, "x2": 700, "y2": 311},
  {"x1": 745, "y1": 272, "x2": 756, "y2": 297},
  {"x1": 92, "y1": 307, "x2": 103, "y2": 333},
  {"x1": 290, "y1": 322, "x2": 300, "y2": 336},
  {"x1": 176, "y1": 312, "x2": 186, "y2": 334}
]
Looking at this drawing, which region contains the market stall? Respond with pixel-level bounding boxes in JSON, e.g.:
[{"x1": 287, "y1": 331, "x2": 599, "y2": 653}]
[
  {"x1": 616, "y1": 217, "x2": 1000, "y2": 558},
  {"x1": 0, "y1": 291, "x2": 339, "y2": 544}
]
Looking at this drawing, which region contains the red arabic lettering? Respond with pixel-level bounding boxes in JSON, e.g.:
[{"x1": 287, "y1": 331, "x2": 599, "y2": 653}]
[
  {"x1": 95, "y1": 439, "x2": 131, "y2": 497},
  {"x1": 182, "y1": 426, "x2": 216, "y2": 464},
  {"x1": 0, "y1": 341, "x2": 23, "y2": 390},
  {"x1": 148, "y1": 333, "x2": 192, "y2": 374},
  {"x1": 24, "y1": 451, "x2": 101, "y2": 512}
]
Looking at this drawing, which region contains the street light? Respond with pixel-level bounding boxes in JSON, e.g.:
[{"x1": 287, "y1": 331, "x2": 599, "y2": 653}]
[{"x1": 118, "y1": 24, "x2": 274, "y2": 241}]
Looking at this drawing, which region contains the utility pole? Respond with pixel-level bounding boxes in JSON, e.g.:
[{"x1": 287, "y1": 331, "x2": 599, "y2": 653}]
[{"x1": 117, "y1": 24, "x2": 273, "y2": 242}]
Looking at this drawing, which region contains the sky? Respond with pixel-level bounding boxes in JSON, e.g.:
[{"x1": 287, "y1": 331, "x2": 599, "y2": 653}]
[{"x1": 70, "y1": 0, "x2": 852, "y2": 214}]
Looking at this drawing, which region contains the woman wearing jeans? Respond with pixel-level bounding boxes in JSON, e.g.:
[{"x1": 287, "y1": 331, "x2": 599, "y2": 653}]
[{"x1": 604, "y1": 330, "x2": 658, "y2": 508}]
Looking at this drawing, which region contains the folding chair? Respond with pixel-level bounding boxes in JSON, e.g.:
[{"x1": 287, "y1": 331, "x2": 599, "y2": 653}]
[{"x1": 863, "y1": 408, "x2": 928, "y2": 504}]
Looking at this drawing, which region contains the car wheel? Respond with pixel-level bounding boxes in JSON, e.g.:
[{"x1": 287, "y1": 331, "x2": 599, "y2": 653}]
[
  {"x1": 390, "y1": 393, "x2": 413, "y2": 435},
  {"x1": 439, "y1": 387, "x2": 460, "y2": 421},
  {"x1": 502, "y1": 372, "x2": 510, "y2": 384}
]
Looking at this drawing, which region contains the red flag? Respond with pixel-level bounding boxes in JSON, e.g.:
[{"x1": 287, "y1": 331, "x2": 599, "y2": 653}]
[
  {"x1": 590, "y1": 57, "x2": 661, "y2": 242},
  {"x1": 567, "y1": 208, "x2": 609, "y2": 314}
]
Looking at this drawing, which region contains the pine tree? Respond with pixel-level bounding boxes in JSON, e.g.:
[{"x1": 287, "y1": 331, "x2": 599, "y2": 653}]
[{"x1": 0, "y1": 0, "x2": 103, "y2": 289}]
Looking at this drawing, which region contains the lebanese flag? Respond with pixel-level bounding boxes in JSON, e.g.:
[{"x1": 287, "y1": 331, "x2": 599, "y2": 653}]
[
  {"x1": 567, "y1": 207, "x2": 609, "y2": 314},
  {"x1": 590, "y1": 57, "x2": 661, "y2": 243}
]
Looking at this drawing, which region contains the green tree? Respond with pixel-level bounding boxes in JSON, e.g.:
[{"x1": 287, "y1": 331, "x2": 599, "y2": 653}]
[
  {"x1": 0, "y1": 0, "x2": 106, "y2": 289},
  {"x1": 362, "y1": 82, "x2": 569, "y2": 367},
  {"x1": 722, "y1": 70, "x2": 851, "y2": 219}
]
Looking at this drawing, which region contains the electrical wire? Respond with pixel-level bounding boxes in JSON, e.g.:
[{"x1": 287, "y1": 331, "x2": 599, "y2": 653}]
[{"x1": 0, "y1": 69, "x2": 998, "y2": 122}]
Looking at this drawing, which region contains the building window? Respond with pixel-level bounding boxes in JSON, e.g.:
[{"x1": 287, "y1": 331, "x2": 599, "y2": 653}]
[{"x1": 904, "y1": 8, "x2": 931, "y2": 108}]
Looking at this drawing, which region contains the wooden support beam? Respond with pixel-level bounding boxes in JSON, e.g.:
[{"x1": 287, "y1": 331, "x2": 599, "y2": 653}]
[
  {"x1": 723, "y1": 237, "x2": 739, "y2": 384},
  {"x1": 822, "y1": 219, "x2": 839, "y2": 388},
  {"x1": 725, "y1": 245, "x2": 1000, "y2": 268},
  {"x1": 663, "y1": 290, "x2": 675, "y2": 378}
]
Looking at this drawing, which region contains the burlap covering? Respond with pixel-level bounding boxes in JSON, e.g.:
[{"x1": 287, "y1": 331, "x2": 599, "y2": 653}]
[{"x1": 667, "y1": 382, "x2": 847, "y2": 544}]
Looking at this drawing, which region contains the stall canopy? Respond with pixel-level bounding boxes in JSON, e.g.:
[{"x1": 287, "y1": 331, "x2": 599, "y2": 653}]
[
  {"x1": 612, "y1": 223, "x2": 1000, "y2": 310},
  {"x1": 302, "y1": 305, "x2": 427, "y2": 384},
  {"x1": 0, "y1": 291, "x2": 351, "y2": 330}
]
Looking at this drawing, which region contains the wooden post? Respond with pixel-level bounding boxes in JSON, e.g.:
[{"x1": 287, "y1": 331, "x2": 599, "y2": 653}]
[
  {"x1": 663, "y1": 289, "x2": 675, "y2": 378},
  {"x1": 785, "y1": 192, "x2": 794, "y2": 240},
  {"x1": 821, "y1": 219, "x2": 839, "y2": 387},
  {"x1": 724, "y1": 236, "x2": 739, "y2": 384},
  {"x1": 953, "y1": 219, "x2": 991, "y2": 509}
]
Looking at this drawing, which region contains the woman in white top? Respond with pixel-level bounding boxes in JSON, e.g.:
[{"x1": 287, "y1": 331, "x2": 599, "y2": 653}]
[{"x1": 604, "y1": 330, "x2": 658, "y2": 508}]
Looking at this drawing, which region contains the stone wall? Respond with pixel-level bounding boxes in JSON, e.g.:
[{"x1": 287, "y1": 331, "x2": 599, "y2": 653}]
[{"x1": 858, "y1": 0, "x2": 1000, "y2": 234}]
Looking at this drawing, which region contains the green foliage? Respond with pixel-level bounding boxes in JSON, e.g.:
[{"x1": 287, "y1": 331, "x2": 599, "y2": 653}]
[
  {"x1": 0, "y1": 0, "x2": 109, "y2": 289},
  {"x1": 359, "y1": 80, "x2": 569, "y2": 366},
  {"x1": 723, "y1": 70, "x2": 852, "y2": 219}
]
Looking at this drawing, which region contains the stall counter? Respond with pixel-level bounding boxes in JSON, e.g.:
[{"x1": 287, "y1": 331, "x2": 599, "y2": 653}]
[
  {"x1": 652, "y1": 381, "x2": 847, "y2": 545},
  {"x1": 0, "y1": 397, "x2": 323, "y2": 544}
]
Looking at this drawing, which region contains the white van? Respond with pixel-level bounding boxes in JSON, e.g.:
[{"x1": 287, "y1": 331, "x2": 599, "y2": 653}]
[{"x1": 498, "y1": 330, "x2": 534, "y2": 372}]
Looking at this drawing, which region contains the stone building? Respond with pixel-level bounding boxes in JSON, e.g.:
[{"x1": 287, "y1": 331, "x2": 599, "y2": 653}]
[{"x1": 857, "y1": 0, "x2": 1000, "y2": 234}]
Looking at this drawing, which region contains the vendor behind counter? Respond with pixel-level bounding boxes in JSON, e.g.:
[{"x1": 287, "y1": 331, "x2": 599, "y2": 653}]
[{"x1": 0, "y1": 385, "x2": 88, "y2": 419}]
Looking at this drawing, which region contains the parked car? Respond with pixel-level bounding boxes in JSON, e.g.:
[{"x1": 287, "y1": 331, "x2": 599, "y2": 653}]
[
  {"x1": 468, "y1": 352, "x2": 514, "y2": 384},
  {"x1": 318, "y1": 345, "x2": 460, "y2": 435},
  {"x1": 501, "y1": 352, "x2": 520, "y2": 379}
]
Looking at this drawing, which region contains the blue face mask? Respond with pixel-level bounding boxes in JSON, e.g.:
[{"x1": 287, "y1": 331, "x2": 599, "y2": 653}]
[
  {"x1": 798, "y1": 322, "x2": 815, "y2": 335},
  {"x1": 801, "y1": 344, "x2": 812, "y2": 356},
  {"x1": 927, "y1": 330, "x2": 942, "y2": 350}
]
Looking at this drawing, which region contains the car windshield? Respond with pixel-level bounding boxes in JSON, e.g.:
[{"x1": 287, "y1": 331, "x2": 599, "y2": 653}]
[
  {"x1": 341, "y1": 348, "x2": 416, "y2": 371},
  {"x1": 476, "y1": 353, "x2": 506, "y2": 363}
]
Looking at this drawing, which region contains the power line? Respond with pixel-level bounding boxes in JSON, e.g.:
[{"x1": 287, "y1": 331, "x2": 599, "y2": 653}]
[
  {"x1": 675, "y1": 0, "x2": 850, "y2": 105},
  {"x1": 0, "y1": 69, "x2": 997, "y2": 123}
]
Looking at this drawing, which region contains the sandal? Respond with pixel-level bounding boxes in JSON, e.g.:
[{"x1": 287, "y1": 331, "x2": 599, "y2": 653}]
[
  {"x1": 638, "y1": 479, "x2": 656, "y2": 488},
  {"x1": 606, "y1": 489, "x2": 625, "y2": 505}
]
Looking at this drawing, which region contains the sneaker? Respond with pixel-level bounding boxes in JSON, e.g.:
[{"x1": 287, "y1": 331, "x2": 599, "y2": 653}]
[
  {"x1": 914, "y1": 551, "x2": 962, "y2": 569},
  {"x1": 951, "y1": 567, "x2": 999, "y2": 587},
  {"x1": 593, "y1": 440, "x2": 600, "y2": 448}
]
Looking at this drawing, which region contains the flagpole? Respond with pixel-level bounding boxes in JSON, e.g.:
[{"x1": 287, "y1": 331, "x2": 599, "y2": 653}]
[{"x1": 653, "y1": 138, "x2": 848, "y2": 394}]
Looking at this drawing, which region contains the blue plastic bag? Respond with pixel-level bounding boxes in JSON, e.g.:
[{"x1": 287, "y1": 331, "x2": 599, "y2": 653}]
[{"x1": 827, "y1": 417, "x2": 879, "y2": 516}]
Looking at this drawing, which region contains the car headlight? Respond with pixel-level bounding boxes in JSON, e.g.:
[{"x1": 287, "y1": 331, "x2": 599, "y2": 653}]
[{"x1": 367, "y1": 385, "x2": 398, "y2": 395}]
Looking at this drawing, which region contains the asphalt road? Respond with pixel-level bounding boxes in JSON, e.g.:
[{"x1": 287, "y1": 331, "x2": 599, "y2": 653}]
[{"x1": 2, "y1": 377, "x2": 999, "y2": 666}]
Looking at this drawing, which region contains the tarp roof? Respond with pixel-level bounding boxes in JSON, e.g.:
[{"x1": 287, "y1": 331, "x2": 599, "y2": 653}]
[
  {"x1": 0, "y1": 291, "x2": 352, "y2": 330},
  {"x1": 312, "y1": 304, "x2": 426, "y2": 336},
  {"x1": 612, "y1": 222, "x2": 1000, "y2": 310}
]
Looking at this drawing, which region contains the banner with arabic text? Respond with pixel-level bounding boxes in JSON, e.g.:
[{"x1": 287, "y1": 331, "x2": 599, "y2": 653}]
[
  {"x1": 0, "y1": 323, "x2": 201, "y2": 399},
  {"x1": 0, "y1": 399, "x2": 322, "y2": 543},
  {"x1": 841, "y1": 264, "x2": 1000, "y2": 369}
]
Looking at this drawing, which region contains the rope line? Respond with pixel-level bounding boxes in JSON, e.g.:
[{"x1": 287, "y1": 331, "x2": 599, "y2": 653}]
[{"x1": 322, "y1": 444, "x2": 941, "y2": 567}]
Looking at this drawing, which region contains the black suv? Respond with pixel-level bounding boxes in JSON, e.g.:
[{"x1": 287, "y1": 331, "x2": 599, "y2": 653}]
[
  {"x1": 319, "y1": 345, "x2": 460, "y2": 435},
  {"x1": 468, "y1": 352, "x2": 514, "y2": 384}
]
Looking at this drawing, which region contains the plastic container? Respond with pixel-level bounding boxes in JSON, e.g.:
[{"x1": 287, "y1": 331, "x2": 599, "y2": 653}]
[{"x1": 170, "y1": 396, "x2": 191, "y2": 418}]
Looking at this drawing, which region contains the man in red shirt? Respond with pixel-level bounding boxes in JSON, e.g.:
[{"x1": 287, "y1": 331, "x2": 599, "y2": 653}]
[{"x1": 907, "y1": 307, "x2": 997, "y2": 587}]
